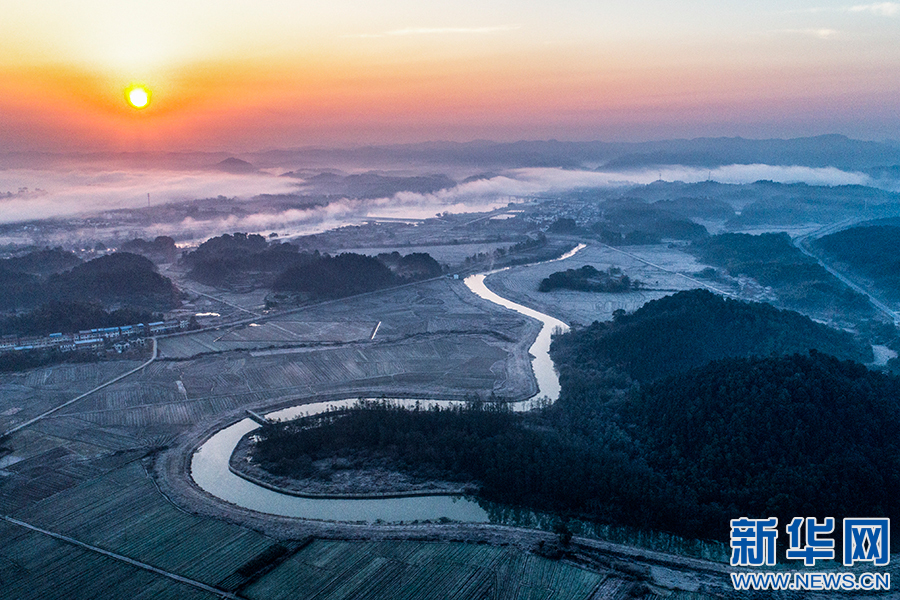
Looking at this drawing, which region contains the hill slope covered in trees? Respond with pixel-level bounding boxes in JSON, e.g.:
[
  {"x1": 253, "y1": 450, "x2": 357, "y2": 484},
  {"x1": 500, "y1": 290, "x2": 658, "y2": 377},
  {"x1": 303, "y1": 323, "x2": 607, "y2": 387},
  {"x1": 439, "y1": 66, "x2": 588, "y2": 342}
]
[
  {"x1": 690, "y1": 233, "x2": 872, "y2": 321},
  {"x1": 628, "y1": 352, "x2": 900, "y2": 536},
  {"x1": 1, "y1": 251, "x2": 178, "y2": 313},
  {"x1": 251, "y1": 352, "x2": 900, "y2": 544},
  {"x1": 550, "y1": 289, "x2": 872, "y2": 384},
  {"x1": 48, "y1": 252, "x2": 180, "y2": 310},
  {"x1": 814, "y1": 225, "x2": 900, "y2": 300}
]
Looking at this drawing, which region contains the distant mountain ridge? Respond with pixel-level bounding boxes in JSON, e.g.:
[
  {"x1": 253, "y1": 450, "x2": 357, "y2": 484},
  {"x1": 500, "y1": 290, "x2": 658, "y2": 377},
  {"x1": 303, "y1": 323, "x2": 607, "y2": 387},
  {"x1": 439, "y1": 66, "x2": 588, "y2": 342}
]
[
  {"x1": 255, "y1": 135, "x2": 900, "y2": 170},
  {"x1": 5, "y1": 135, "x2": 900, "y2": 171},
  {"x1": 598, "y1": 134, "x2": 900, "y2": 170}
]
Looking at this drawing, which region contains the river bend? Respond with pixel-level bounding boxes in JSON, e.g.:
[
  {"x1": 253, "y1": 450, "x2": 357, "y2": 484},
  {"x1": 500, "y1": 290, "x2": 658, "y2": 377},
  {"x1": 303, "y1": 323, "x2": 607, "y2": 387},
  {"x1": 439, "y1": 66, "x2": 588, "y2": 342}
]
[{"x1": 190, "y1": 245, "x2": 585, "y2": 523}]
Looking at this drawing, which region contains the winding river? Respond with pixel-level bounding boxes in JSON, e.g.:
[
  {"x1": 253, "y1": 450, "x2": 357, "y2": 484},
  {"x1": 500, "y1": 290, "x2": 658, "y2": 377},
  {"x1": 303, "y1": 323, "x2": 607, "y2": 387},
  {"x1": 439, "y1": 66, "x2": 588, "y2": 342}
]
[{"x1": 190, "y1": 244, "x2": 585, "y2": 523}]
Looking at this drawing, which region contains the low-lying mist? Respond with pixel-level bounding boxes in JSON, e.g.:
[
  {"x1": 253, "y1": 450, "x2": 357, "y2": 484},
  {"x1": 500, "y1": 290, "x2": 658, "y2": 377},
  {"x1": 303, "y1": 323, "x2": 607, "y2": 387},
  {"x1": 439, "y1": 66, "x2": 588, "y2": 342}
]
[
  {"x1": 0, "y1": 168, "x2": 301, "y2": 224},
  {"x1": 0, "y1": 162, "x2": 889, "y2": 248}
]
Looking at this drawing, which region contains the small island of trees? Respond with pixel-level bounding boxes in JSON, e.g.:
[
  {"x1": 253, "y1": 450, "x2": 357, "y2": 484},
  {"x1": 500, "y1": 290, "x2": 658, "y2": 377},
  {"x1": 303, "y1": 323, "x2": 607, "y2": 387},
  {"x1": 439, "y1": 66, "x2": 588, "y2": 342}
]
[{"x1": 538, "y1": 265, "x2": 641, "y2": 293}]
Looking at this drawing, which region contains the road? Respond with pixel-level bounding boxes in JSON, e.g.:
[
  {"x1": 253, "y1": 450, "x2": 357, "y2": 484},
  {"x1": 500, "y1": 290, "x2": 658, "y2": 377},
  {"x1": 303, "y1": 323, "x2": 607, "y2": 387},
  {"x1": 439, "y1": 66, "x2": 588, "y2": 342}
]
[
  {"x1": 0, "y1": 338, "x2": 158, "y2": 440},
  {"x1": 793, "y1": 221, "x2": 900, "y2": 326}
]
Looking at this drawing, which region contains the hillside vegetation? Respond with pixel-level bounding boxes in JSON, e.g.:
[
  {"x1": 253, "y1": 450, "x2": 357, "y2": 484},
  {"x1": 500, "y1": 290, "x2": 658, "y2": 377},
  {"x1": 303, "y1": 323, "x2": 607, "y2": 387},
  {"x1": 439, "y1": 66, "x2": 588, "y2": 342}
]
[
  {"x1": 690, "y1": 233, "x2": 872, "y2": 320},
  {"x1": 814, "y1": 225, "x2": 900, "y2": 300},
  {"x1": 0, "y1": 248, "x2": 82, "y2": 310},
  {"x1": 589, "y1": 198, "x2": 709, "y2": 245},
  {"x1": 628, "y1": 352, "x2": 900, "y2": 533},
  {"x1": 182, "y1": 232, "x2": 443, "y2": 294},
  {"x1": 0, "y1": 251, "x2": 178, "y2": 312},
  {"x1": 539, "y1": 265, "x2": 640, "y2": 293},
  {"x1": 551, "y1": 289, "x2": 872, "y2": 384},
  {"x1": 273, "y1": 253, "x2": 396, "y2": 299},
  {"x1": 49, "y1": 253, "x2": 180, "y2": 310},
  {"x1": 0, "y1": 301, "x2": 159, "y2": 337},
  {"x1": 252, "y1": 352, "x2": 900, "y2": 544},
  {"x1": 181, "y1": 232, "x2": 305, "y2": 288}
]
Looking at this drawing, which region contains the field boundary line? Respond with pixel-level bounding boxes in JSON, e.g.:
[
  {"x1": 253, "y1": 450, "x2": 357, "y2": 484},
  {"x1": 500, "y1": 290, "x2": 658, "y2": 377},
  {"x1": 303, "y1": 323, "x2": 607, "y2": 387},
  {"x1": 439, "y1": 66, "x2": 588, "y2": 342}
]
[
  {"x1": 0, "y1": 338, "x2": 157, "y2": 440},
  {"x1": 0, "y1": 514, "x2": 240, "y2": 599},
  {"x1": 597, "y1": 242, "x2": 736, "y2": 297}
]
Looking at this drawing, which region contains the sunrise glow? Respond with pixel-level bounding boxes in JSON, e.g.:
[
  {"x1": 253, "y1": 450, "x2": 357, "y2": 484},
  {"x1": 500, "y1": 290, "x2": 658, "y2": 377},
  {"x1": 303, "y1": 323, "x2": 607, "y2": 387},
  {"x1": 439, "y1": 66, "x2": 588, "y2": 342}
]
[{"x1": 0, "y1": 1, "x2": 898, "y2": 150}]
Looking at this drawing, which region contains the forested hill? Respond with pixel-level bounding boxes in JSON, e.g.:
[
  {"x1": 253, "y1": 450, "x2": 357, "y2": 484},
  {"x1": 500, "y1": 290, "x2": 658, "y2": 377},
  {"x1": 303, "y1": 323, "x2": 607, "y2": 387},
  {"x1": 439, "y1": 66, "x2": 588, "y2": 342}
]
[
  {"x1": 551, "y1": 289, "x2": 872, "y2": 384},
  {"x1": 814, "y1": 225, "x2": 900, "y2": 300},
  {"x1": 272, "y1": 253, "x2": 396, "y2": 299},
  {"x1": 0, "y1": 251, "x2": 179, "y2": 312},
  {"x1": 629, "y1": 352, "x2": 900, "y2": 535},
  {"x1": 181, "y1": 233, "x2": 305, "y2": 288},
  {"x1": 0, "y1": 248, "x2": 82, "y2": 310},
  {"x1": 2, "y1": 248, "x2": 81, "y2": 275},
  {"x1": 181, "y1": 232, "x2": 443, "y2": 291},
  {"x1": 48, "y1": 252, "x2": 180, "y2": 310},
  {"x1": 251, "y1": 350, "x2": 900, "y2": 543}
]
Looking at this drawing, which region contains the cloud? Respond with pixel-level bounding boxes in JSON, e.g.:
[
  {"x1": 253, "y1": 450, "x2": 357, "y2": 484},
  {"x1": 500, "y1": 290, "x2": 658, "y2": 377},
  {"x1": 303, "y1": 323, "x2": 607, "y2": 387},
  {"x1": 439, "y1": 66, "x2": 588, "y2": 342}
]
[
  {"x1": 777, "y1": 28, "x2": 840, "y2": 39},
  {"x1": 689, "y1": 164, "x2": 870, "y2": 186},
  {"x1": 345, "y1": 25, "x2": 520, "y2": 38},
  {"x1": 349, "y1": 165, "x2": 873, "y2": 221},
  {"x1": 849, "y1": 2, "x2": 899, "y2": 15}
]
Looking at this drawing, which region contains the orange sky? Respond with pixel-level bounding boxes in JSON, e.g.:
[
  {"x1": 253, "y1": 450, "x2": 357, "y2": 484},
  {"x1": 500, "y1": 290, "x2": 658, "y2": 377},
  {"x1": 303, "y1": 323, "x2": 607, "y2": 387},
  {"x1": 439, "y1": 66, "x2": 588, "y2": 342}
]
[{"x1": 2, "y1": 1, "x2": 899, "y2": 151}]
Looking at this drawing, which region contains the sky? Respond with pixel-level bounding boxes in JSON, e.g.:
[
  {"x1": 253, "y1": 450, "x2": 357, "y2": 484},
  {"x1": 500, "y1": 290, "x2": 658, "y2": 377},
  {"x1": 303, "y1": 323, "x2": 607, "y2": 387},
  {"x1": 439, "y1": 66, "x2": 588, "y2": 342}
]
[{"x1": 2, "y1": 1, "x2": 899, "y2": 152}]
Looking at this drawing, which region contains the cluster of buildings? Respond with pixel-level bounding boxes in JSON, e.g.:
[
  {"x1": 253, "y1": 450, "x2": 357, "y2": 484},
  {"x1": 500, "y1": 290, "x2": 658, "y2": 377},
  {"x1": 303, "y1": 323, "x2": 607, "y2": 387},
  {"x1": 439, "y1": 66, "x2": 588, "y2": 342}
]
[{"x1": 0, "y1": 319, "x2": 189, "y2": 355}]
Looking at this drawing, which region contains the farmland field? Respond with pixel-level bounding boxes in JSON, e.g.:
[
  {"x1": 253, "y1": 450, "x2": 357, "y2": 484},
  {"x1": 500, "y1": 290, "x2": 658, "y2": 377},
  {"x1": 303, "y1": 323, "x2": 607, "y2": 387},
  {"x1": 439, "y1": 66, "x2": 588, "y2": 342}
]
[
  {"x1": 0, "y1": 360, "x2": 146, "y2": 433},
  {"x1": 484, "y1": 243, "x2": 732, "y2": 325},
  {"x1": 0, "y1": 358, "x2": 739, "y2": 600},
  {"x1": 158, "y1": 278, "x2": 524, "y2": 358},
  {"x1": 244, "y1": 539, "x2": 608, "y2": 600}
]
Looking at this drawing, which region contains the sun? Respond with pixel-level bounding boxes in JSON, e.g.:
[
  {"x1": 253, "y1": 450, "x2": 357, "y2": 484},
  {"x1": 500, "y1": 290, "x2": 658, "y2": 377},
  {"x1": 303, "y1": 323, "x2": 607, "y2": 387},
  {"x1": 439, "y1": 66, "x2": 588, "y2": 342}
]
[{"x1": 125, "y1": 85, "x2": 151, "y2": 109}]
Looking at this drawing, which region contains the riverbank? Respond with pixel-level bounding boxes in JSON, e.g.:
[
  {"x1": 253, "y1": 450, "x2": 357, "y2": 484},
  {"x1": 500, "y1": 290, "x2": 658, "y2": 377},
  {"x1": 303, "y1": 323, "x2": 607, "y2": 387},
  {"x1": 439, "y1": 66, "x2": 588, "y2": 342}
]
[{"x1": 151, "y1": 439, "x2": 743, "y2": 598}]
